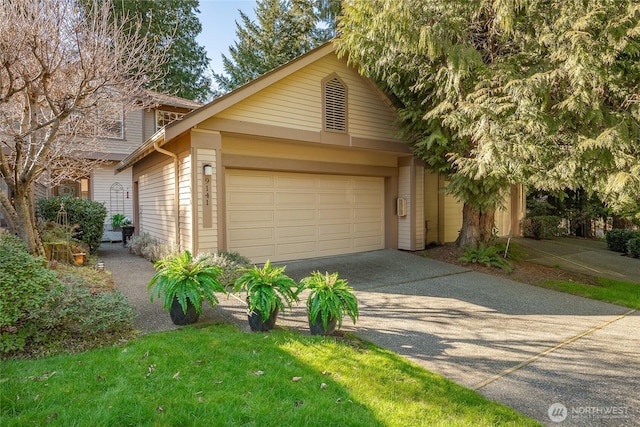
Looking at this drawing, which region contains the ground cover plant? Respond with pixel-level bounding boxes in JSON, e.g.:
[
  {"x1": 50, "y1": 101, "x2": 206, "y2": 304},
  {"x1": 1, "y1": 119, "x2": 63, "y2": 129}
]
[
  {"x1": 458, "y1": 243, "x2": 514, "y2": 273},
  {"x1": 0, "y1": 325, "x2": 539, "y2": 427},
  {"x1": 0, "y1": 234, "x2": 134, "y2": 359}
]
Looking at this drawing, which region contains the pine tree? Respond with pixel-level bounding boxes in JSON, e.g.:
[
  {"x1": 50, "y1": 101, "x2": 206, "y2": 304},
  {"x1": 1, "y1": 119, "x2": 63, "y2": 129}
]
[
  {"x1": 88, "y1": 0, "x2": 212, "y2": 102},
  {"x1": 337, "y1": 0, "x2": 640, "y2": 245},
  {"x1": 214, "y1": 0, "x2": 329, "y2": 92}
]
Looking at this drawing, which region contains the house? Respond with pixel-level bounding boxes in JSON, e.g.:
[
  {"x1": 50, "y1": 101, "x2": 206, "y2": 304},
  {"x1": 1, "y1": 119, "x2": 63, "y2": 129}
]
[
  {"x1": 0, "y1": 91, "x2": 202, "y2": 230},
  {"x1": 116, "y1": 43, "x2": 525, "y2": 263}
]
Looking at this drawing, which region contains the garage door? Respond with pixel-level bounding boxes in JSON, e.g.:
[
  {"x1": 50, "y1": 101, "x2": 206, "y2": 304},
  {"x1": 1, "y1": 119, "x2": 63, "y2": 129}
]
[{"x1": 226, "y1": 170, "x2": 385, "y2": 263}]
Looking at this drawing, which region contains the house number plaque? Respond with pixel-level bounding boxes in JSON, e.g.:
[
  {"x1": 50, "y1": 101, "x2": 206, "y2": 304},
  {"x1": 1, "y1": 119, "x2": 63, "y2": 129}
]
[{"x1": 203, "y1": 175, "x2": 212, "y2": 228}]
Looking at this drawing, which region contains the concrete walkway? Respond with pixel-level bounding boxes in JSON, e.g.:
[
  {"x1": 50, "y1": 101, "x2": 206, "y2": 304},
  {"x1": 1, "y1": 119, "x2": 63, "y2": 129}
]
[{"x1": 100, "y1": 243, "x2": 639, "y2": 426}]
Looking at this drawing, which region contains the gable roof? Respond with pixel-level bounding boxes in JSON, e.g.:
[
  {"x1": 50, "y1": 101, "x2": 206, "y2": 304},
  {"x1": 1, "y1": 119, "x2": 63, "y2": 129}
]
[
  {"x1": 116, "y1": 42, "x2": 397, "y2": 172},
  {"x1": 144, "y1": 90, "x2": 203, "y2": 110}
]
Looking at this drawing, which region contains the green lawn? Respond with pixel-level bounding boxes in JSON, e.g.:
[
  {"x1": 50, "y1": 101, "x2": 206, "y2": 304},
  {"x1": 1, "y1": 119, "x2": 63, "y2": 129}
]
[
  {"x1": 0, "y1": 324, "x2": 539, "y2": 427},
  {"x1": 537, "y1": 277, "x2": 640, "y2": 310}
]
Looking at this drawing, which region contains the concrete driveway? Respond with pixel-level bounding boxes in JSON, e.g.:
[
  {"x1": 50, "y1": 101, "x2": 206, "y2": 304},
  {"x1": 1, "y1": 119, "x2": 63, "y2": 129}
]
[
  {"x1": 513, "y1": 236, "x2": 640, "y2": 283},
  {"x1": 104, "y1": 245, "x2": 639, "y2": 426},
  {"x1": 280, "y1": 250, "x2": 639, "y2": 426}
]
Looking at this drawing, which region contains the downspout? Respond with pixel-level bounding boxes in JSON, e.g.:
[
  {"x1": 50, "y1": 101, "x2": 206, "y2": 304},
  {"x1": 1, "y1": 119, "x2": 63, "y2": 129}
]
[{"x1": 153, "y1": 140, "x2": 181, "y2": 248}]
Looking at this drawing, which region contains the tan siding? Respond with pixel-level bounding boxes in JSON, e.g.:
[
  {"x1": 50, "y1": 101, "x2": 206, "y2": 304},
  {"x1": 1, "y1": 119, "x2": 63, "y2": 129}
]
[
  {"x1": 178, "y1": 154, "x2": 192, "y2": 251},
  {"x1": 138, "y1": 160, "x2": 175, "y2": 245},
  {"x1": 34, "y1": 182, "x2": 48, "y2": 200},
  {"x1": 443, "y1": 189, "x2": 463, "y2": 243},
  {"x1": 212, "y1": 54, "x2": 401, "y2": 143},
  {"x1": 494, "y1": 191, "x2": 512, "y2": 237},
  {"x1": 92, "y1": 165, "x2": 133, "y2": 228},
  {"x1": 100, "y1": 110, "x2": 144, "y2": 156},
  {"x1": 144, "y1": 109, "x2": 156, "y2": 140},
  {"x1": 424, "y1": 173, "x2": 439, "y2": 244},
  {"x1": 397, "y1": 165, "x2": 425, "y2": 251},
  {"x1": 196, "y1": 149, "x2": 219, "y2": 254},
  {"x1": 223, "y1": 135, "x2": 398, "y2": 168},
  {"x1": 414, "y1": 166, "x2": 425, "y2": 249},
  {"x1": 397, "y1": 166, "x2": 411, "y2": 250}
]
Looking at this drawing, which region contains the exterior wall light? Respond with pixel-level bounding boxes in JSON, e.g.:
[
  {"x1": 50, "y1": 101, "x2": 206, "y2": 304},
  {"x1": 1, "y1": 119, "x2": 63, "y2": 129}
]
[{"x1": 203, "y1": 164, "x2": 213, "y2": 176}]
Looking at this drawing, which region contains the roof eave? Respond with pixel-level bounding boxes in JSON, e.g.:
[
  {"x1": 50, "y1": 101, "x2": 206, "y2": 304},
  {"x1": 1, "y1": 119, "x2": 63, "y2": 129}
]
[{"x1": 115, "y1": 128, "x2": 165, "y2": 173}]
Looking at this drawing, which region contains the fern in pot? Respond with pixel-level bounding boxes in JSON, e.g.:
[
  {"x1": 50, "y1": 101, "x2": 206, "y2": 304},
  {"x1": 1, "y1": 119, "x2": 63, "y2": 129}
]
[
  {"x1": 148, "y1": 250, "x2": 225, "y2": 325},
  {"x1": 233, "y1": 260, "x2": 300, "y2": 331},
  {"x1": 301, "y1": 271, "x2": 359, "y2": 336}
]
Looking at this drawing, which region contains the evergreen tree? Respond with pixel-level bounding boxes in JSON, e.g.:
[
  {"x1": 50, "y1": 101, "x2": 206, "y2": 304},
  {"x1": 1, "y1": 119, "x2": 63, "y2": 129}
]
[
  {"x1": 89, "y1": 0, "x2": 212, "y2": 102},
  {"x1": 214, "y1": 0, "x2": 329, "y2": 92},
  {"x1": 337, "y1": 0, "x2": 640, "y2": 246}
]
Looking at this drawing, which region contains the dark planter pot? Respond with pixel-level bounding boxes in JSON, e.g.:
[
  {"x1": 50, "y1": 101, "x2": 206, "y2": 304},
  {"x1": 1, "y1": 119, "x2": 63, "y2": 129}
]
[
  {"x1": 122, "y1": 226, "x2": 135, "y2": 247},
  {"x1": 169, "y1": 296, "x2": 199, "y2": 325},
  {"x1": 309, "y1": 314, "x2": 338, "y2": 336},
  {"x1": 248, "y1": 307, "x2": 279, "y2": 332}
]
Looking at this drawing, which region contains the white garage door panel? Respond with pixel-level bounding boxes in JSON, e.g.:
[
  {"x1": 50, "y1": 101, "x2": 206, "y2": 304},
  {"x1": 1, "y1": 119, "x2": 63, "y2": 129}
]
[
  {"x1": 228, "y1": 210, "x2": 274, "y2": 223},
  {"x1": 277, "y1": 209, "x2": 316, "y2": 221},
  {"x1": 226, "y1": 170, "x2": 385, "y2": 263},
  {"x1": 228, "y1": 192, "x2": 274, "y2": 205},
  {"x1": 277, "y1": 225, "x2": 317, "y2": 239}
]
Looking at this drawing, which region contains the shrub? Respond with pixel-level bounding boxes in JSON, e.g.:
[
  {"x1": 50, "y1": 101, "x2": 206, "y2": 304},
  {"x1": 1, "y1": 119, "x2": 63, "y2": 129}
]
[
  {"x1": 627, "y1": 238, "x2": 640, "y2": 258},
  {"x1": 605, "y1": 229, "x2": 640, "y2": 253},
  {"x1": 128, "y1": 232, "x2": 179, "y2": 263},
  {"x1": 128, "y1": 232, "x2": 158, "y2": 257},
  {"x1": 0, "y1": 234, "x2": 58, "y2": 353},
  {"x1": 458, "y1": 243, "x2": 513, "y2": 272},
  {"x1": 0, "y1": 234, "x2": 135, "y2": 357},
  {"x1": 143, "y1": 242, "x2": 180, "y2": 263},
  {"x1": 37, "y1": 196, "x2": 107, "y2": 254},
  {"x1": 196, "y1": 251, "x2": 252, "y2": 287},
  {"x1": 45, "y1": 279, "x2": 135, "y2": 335},
  {"x1": 521, "y1": 215, "x2": 561, "y2": 240}
]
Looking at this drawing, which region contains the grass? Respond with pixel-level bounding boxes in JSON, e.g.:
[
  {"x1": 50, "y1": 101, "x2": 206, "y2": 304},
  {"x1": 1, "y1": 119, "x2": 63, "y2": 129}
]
[
  {"x1": 0, "y1": 325, "x2": 540, "y2": 427},
  {"x1": 537, "y1": 278, "x2": 640, "y2": 310}
]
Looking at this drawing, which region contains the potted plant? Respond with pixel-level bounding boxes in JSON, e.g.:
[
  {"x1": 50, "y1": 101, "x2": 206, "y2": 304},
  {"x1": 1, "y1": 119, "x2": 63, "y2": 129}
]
[
  {"x1": 233, "y1": 260, "x2": 300, "y2": 331},
  {"x1": 300, "y1": 271, "x2": 359, "y2": 336},
  {"x1": 111, "y1": 213, "x2": 126, "y2": 231},
  {"x1": 148, "y1": 250, "x2": 225, "y2": 325}
]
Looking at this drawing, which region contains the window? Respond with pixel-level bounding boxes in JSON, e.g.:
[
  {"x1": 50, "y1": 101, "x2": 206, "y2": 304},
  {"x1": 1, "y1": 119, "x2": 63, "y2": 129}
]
[
  {"x1": 156, "y1": 110, "x2": 185, "y2": 131},
  {"x1": 68, "y1": 102, "x2": 124, "y2": 139},
  {"x1": 96, "y1": 102, "x2": 124, "y2": 138},
  {"x1": 323, "y1": 76, "x2": 347, "y2": 132}
]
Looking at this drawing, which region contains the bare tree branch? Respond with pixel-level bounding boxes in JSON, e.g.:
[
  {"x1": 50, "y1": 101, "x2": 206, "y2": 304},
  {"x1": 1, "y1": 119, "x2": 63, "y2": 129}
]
[{"x1": 0, "y1": 0, "x2": 167, "y2": 253}]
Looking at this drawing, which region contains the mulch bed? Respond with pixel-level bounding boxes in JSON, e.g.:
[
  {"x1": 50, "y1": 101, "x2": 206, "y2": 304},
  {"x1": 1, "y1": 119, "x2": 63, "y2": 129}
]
[{"x1": 417, "y1": 243, "x2": 601, "y2": 287}]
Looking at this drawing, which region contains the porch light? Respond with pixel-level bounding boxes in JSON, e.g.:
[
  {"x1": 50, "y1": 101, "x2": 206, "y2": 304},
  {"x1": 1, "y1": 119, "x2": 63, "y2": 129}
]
[{"x1": 203, "y1": 164, "x2": 213, "y2": 176}]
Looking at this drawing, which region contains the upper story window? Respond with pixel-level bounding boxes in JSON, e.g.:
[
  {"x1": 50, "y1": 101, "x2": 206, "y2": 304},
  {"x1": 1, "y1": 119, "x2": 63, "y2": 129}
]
[
  {"x1": 101, "y1": 106, "x2": 124, "y2": 139},
  {"x1": 323, "y1": 75, "x2": 347, "y2": 133},
  {"x1": 69, "y1": 102, "x2": 123, "y2": 139},
  {"x1": 156, "y1": 110, "x2": 185, "y2": 131}
]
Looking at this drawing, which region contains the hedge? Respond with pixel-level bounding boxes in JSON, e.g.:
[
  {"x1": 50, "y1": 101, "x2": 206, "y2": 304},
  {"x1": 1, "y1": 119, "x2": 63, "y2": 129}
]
[
  {"x1": 37, "y1": 196, "x2": 107, "y2": 254},
  {"x1": 605, "y1": 229, "x2": 640, "y2": 253}
]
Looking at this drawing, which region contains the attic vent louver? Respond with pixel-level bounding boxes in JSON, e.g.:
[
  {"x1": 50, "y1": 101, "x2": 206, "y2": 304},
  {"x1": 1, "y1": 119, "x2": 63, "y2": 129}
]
[{"x1": 324, "y1": 77, "x2": 347, "y2": 132}]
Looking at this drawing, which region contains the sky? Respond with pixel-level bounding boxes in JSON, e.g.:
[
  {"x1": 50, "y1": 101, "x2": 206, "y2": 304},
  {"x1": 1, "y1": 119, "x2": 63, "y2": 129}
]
[{"x1": 196, "y1": 0, "x2": 258, "y2": 77}]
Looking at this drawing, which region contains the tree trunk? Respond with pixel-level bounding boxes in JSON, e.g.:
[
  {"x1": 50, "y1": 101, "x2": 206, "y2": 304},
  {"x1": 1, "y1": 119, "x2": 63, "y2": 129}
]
[
  {"x1": 7, "y1": 189, "x2": 45, "y2": 257},
  {"x1": 612, "y1": 215, "x2": 631, "y2": 230},
  {"x1": 455, "y1": 203, "x2": 496, "y2": 248}
]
